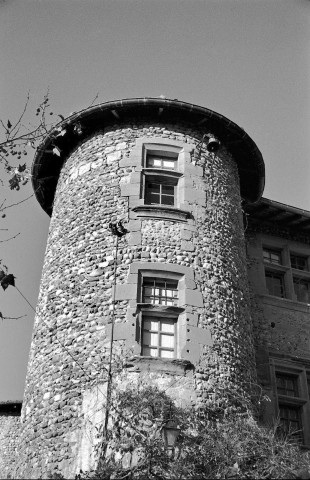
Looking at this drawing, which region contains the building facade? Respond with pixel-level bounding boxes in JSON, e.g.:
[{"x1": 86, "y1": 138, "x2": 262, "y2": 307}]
[{"x1": 0, "y1": 98, "x2": 309, "y2": 478}]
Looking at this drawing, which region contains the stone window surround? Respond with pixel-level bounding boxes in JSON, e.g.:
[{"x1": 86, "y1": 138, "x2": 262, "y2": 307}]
[
  {"x1": 137, "y1": 269, "x2": 184, "y2": 359},
  {"x1": 111, "y1": 262, "x2": 213, "y2": 368},
  {"x1": 270, "y1": 359, "x2": 310, "y2": 445},
  {"x1": 119, "y1": 137, "x2": 201, "y2": 223},
  {"x1": 259, "y1": 235, "x2": 310, "y2": 304}
]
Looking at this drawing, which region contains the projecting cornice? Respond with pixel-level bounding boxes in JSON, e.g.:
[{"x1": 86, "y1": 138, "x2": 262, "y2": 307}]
[{"x1": 31, "y1": 97, "x2": 265, "y2": 215}]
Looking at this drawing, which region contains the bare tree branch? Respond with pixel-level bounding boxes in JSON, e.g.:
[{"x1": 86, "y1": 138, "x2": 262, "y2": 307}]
[
  {"x1": 0, "y1": 193, "x2": 34, "y2": 213},
  {"x1": 0, "y1": 232, "x2": 20, "y2": 243}
]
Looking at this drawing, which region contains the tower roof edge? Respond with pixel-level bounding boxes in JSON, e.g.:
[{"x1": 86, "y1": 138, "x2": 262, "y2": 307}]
[{"x1": 31, "y1": 97, "x2": 265, "y2": 215}]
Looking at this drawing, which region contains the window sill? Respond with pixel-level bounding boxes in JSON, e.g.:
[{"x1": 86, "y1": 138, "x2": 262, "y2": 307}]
[
  {"x1": 132, "y1": 205, "x2": 192, "y2": 222},
  {"x1": 137, "y1": 303, "x2": 184, "y2": 314},
  {"x1": 278, "y1": 395, "x2": 308, "y2": 406},
  {"x1": 259, "y1": 294, "x2": 310, "y2": 313},
  {"x1": 123, "y1": 355, "x2": 194, "y2": 375}
]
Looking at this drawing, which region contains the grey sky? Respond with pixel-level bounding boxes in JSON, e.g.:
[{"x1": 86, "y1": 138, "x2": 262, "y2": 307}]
[{"x1": 0, "y1": 0, "x2": 309, "y2": 400}]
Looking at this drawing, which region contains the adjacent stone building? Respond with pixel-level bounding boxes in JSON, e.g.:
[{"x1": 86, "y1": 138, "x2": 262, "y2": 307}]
[{"x1": 1, "y1": 97, "x2": 309, "y2": 478}]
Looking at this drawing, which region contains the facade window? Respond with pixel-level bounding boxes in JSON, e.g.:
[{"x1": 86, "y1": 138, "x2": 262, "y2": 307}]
[
  {"x1": 265, "y1": 271, "x2": 285, "y2": 298},
  {"x1": 276, "y1": 373, "x2": 298, "y2": 397},
  {"x1": 142, "y1": 316, "x2": 176, "y2": 358},
  {"x1": 143, "y1": 148, "x2": 181, "y2": 209},
  {"x1": 290, "y1": 254, "x2": 308, "y2": 271},
  {"x1": 263, "y1": 248, "x2": 282, "y2": 265},
  {"x1": 278, "y1": 405, "x2": 302, "y2": 440},
  {"x1": 272, "y1": 366, "x2": 310, "y2": 444},
  {"x1": 139, "y1": 274, "x2": 181, "y2": 359},
  {"x1": 145, "y1": 179, "x2": 176, "y2": 206},
  {"x1": 293, "y1": 278, "x2": 310, "y2": 303},
  {"x1": 276, "y1": 373, "x2": 303, "y2": 441},
  {"x1": 142, "y1": 278, "x2": 178, "y2": 305},
  {"x1": 262, "y1": 244, "x2": 310, "y2": 303}
]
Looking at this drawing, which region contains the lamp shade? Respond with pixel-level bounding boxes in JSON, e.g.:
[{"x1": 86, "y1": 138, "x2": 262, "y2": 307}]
[{"x1": 162, "y1": 420, "x2": 181, "y2": 448}]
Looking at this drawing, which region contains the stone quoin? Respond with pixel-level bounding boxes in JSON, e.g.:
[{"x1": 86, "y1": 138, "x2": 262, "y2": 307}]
[{"x1": 2, "y1": 97, "x2": 310, "y2": 477}]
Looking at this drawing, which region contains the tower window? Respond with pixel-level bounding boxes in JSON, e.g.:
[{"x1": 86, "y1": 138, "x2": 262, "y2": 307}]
[
  {"x1": 146, "y1": 152, "x2": 177, "y2": 170},
  {"x1": 142, "y1": 278, "x2": 178, "y2": 306},
  {"x1": 142, "y1": 316, "x2": 176, "y2": 358},
  {"x1": 144, "y1": 178, "x2": 177, "y2": 206}
]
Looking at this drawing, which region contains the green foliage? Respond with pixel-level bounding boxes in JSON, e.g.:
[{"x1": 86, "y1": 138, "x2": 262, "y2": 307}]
[{"x1": 79, "y1": 385, "x2": 310, "y2": 480}]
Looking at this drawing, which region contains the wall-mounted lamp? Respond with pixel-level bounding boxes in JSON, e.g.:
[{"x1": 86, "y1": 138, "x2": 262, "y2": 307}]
[
  {"x1": 207, "y1": 137, "x2": 221, "y2": 153},
  {"x1": 162, "y1": 419, "x2": 181, "y2": 450}
]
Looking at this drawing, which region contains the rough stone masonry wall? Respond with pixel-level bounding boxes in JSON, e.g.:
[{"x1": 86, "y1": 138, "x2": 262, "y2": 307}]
[
  {"x1": 0, "y1": 415, "x2": 20, "y2": 477},
  {"x1": 13, "y1": 122, "x2": 255, "y2": 479}
]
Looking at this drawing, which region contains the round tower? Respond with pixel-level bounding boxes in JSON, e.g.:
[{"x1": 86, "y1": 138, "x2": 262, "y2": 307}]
[{"x1": 15, "y1": 98, "x2": 264, "y2": 478}]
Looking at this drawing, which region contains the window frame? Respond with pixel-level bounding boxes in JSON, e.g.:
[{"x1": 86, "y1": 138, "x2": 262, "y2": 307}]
[
  {"x1": 270, "y1": 360, "x2": 310, "y2": 445},
  {"x1": 290, "y1": 253, "x2": 309, "y2": 271},
  {"x1": 137, "y1": 270, "x2": 184, "y2": 360},
  {"x1": 143, "y1": 173, "x2": 179, "y2": 207},
  {"x1": 142, "y1": 277, "x2": 179, "y2": 306},
  {"x1": 262, "y1": 241, "x2": 310, "y2": 303},
  {"x1": 293, "y1": 277, "x2": 310, "y2": 303},
  {"x1": 263, "y1": 248, "x2": 282, "y2": 265},
  {"x1": 141, "y1": 312, "x2": 177, "y2": 359},
  {"x1": 145, "y1": 149, "x2": 178, "y2": 170}
]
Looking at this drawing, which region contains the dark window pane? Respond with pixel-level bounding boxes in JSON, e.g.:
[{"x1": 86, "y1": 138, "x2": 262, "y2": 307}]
[
  {"x1": 293, "y1": 278, "x2": 310, "y2": 303},
  {"x1": 291, "y1": 255, "x2": 308, "y2": 271},
  {"x1": 148, "y1": 183, "x2": 160, "y2": 193},
  {"x1": 263, "y1": 249, "x2": 282, "y2": 265},
  {"x1": 278, "y1": 405, "x2": 303, "y2": 442},
  {"x1": 145, "y1": 193, "x2": 160, "y2": 205},
  {"x1": 161, "y1": 195, "x2": 174, "y2": 206},
  {"x1": 142, "y1": 278, "x2": 178, "y2": 305},
  {"x1": 265, "y1": 272, "x2": 285, "y2": 297},
  {"x1": 162, "y1": 185, "x2": 174, "y2": 195},
  {"x1": 276, "y1": 373, "x2": 298, "y2": 397},
  {"x1": 145, "y1": 180, "x2": 175, "y2": 206}
]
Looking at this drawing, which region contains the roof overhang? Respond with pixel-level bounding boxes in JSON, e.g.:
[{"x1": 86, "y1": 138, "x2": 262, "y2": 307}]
[
  {"x1": 244, "y1": 197, "x2": 310, "y2": 234},
  {"x1": 31, "y1": 97, "x2": 265, "y2": 215}
]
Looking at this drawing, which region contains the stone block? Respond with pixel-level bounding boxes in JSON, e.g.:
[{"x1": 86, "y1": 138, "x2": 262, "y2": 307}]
[
  {"x1": 79, "y1": 163, "x2": 91, "y2": 176},
  {"x1": 128, "y1": 220, "x2": 142, "y2": 232},
  {"x1": 70, "y1": 168, "x2": 79, "y2": 180},
  {"x1": 129, "y1": 196, "x2": 144, "y2": 208},
  {"x1": 184, "y1": 289, "x2": 204, "y2": 308},
  {"x1": 91, "y1": 159, "x2": 103, "y2": 169},
  {"x1": 116, "y1": 142, "x2": 127, "y2": 150},
  {"x1": 129, "y1": 261, "x2": 194, "y2": 278},
  {"x1": 181, "y1": 240, "x2": 195, "y2": 252},
  {"x1": 121, "y1": 183, "x2": 140, "y2": 197},
  {"x1": 186, "y1": 313, "x2": 199, "y2": 326},
  {"x1": 129, "y1": 172, "x2": 141, "y2": 184},
  {"x1": 119, "y1": 153, "x2": 141, "y2": 167},
  {"x1": 187, "y1": 326, "x2": 213, "y2": 347},
  {"x1": 185, "y1": 277, "x2": 196, "y2": 290},
  {"x1": 127, "y1": 232, "x2": 142, "y2": 246},
  {"x1": 104, "y1": 146, "x2": 115, "y2": 154},
  {"x1": 106, "y1": 151, "x2": 121, "y2": 164},
  {"x1": 184, "y1": 187, "x2": 205, "y2": 205},
  {"x1": 106, "y1": 322, "x2": 135, "y2": 341},
  {"x1": 181, "y1": 229, "x2": 193, "y2": 241},
  {"x1": 113, "y1": 284, "x2": 137, "y2": 301}
]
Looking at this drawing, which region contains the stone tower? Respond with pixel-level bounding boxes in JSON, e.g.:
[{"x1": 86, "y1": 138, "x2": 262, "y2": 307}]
[{"x1": 15, "y1": 98, "x2": 264, "y2": 478}]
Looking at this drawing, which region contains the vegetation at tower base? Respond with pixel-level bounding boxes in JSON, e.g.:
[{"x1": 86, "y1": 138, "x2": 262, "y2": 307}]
[{"x1": 47, "y1": 384, "x2": 308, "y2": 480}]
